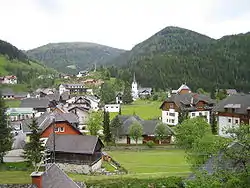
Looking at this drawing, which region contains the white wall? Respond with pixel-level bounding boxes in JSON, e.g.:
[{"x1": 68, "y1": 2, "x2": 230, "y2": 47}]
[
  {"x1": 116, "y1": 136, "x2": 143, "y2": 144},
  {"x1": 189, "y1": 111, "x2": 210, "y2": 123},
  {"x1": 162, "y1": 110, "x2": 179, "y2": 126},
  {"x1": 91, "y1": 159, "x2": 102, "y2": 172},
  {"x1": 218, "y1": 116, "x2": 240, "y2": 137},
  {"x1": 104, "y1": 104, "x2": 120, "y2": 113}
]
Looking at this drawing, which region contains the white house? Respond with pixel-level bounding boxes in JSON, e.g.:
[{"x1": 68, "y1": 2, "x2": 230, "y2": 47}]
[
  {"x1": 104, "y1": 104, "x2": 120, "y2": 113},
  {"x1": 0, "y1": 75, "x2": 17, "y2": 84},
  {"x1": 160, "y1": 85, "x2": 215, "y2": 126},
  {"x1": 85, "y1": 95, "x2": 100, "y2": 111},
  {"x1": 214, "y1": 94, "x2": 250, "y2": 137},
  {"x1": 59, "y1": 84, "x2": 85, "y2": 95}
]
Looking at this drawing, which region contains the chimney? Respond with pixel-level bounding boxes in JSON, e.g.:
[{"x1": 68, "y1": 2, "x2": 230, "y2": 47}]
[{"x1": 30, "y1": 171, "x2": 44, "y2": 188}]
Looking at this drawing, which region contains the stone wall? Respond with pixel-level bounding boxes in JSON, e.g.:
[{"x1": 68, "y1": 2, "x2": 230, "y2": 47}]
[{"x1": 0, "y1": 184, "x2": 33, "y2": 188}]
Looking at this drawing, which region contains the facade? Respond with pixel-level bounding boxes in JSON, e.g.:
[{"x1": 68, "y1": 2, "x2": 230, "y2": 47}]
[
  {"x1": 6, "y1": 108, "x2": 36, "y2": 122},
  {"x1": 85, "y1": 95, "x2": 100, "y2": 111},
  {"x1": 160, "y1": 84, "x2": 215, "y2": 126},
  {"x1": 214, "y1": 94, "x2": 250, "y2": 137},
  {"x1": 68, "y1": 106, "x2": 89, "y2": 131},
  {"x1": 104, "y1": 104, "x2": 120, "y2": 113},
  {"x1": 115, "y1": 92, "x2": 123, "y2": 104},
  {"x1": 59, "y1": 84, "x2": 86, "y2": 95},
  {"x1": 45, "y1": 135, "x2": 104, "y2": 174}
]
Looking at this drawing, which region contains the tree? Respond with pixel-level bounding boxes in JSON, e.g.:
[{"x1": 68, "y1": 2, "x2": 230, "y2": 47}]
[
  {"x1": 210, "y1": 87, "x2": 216, "y2": 99},
  {"x1": 87, "y1": 111, "x2": 103, "y2": 136},
  {"x1": 110, "y1": 115, "x2": 122, "y2": 144},
  {"x1": 129, "y1": 121, "x2": 143, "y2": 145},
  {"x1": 100, "y1": 82, "x2": 115, "y2": 104},
  {"x1": 23, "y1": 117, "x2": 44, "y2": 169},
  {"x1": 216, "y1": 89, "x2": 227, "y2": 100},
  {"x1": 103, "y1": 110, "x2": 112, "y2": 144},
  {"x1": 122, "y1": 82, "x2": 133, "y2": 104},
  {"x1": 178, "y1": 110, "x2": 189, "y2": 124},
  {"x1": 175, "y1": 117, "x2": 212, "y2": 151},
  {"x1": 0, "y1": 93, "x2": 13, "y2": 163},
  {"x1": 154, "y1": 122, "x2": 170, "y2": 144}
]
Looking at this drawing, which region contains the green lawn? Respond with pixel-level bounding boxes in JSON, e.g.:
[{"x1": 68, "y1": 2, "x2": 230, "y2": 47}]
[
  {"x1": 5, "y1": 99, "x2": 21, "y2": 108},
  {"x1": 108, "y1": 150, "x2": 190, "y2": 174},
  {"x1": 110, "y1": 100, "x2": 162, "y2": 120}
]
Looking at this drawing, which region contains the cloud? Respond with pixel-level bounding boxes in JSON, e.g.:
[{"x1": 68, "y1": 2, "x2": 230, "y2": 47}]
[{"x1": 0, "y1": 0, "x2": 250, "y2": 50}]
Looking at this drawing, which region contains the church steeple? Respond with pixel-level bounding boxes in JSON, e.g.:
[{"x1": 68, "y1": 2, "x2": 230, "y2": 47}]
[{"x1": 133, "y1": 72, "x2": 136, "y2": 83}]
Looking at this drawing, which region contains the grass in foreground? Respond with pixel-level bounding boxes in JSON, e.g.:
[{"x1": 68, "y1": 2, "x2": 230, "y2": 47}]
[{"x1": 110, "y1": 100, "x2": 162, "y2": 120}]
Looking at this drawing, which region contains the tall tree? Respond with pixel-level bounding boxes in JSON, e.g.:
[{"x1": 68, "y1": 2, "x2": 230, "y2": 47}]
[
  {"x1": 110, "y1": 115, "x2": 122, "y2": 144},
  {"x1": 122, "y1": 82, "x2": 133, "y2": 104},
  {"x1": 103, "y1": 110, "x2": 112, "y2": 144},
  {"x1": 178, "y1": 110, "x2": 189, "y2": 124},
  {"x1": 129, "y1": 121, "x2": 143, "y2": 145},
  {"x1": 23, "y1": 117, "x2": 44, "y2": 169},
  {"x1": 0, "y1": 93, "x2": 13, "y2": 163},
  {"x1": 87, "y1": 111, "x2": 103, "y2": 136},
  {"x1": 100, "y1": 82, "x2": 115, "y2": 104},
  {"x1": 154, "y1": 122, "x2": 170, "y2": 144}
]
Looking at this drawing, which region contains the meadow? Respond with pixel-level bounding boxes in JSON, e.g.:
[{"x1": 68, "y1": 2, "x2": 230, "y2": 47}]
[{"x1": 110, "y1": 100, "x2": 162, "y2": 120}]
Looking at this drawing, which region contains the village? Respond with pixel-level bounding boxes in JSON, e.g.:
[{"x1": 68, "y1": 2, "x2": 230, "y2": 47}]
[{"x1": 0, "y1": 70, "x2": 248, "y2": 187}]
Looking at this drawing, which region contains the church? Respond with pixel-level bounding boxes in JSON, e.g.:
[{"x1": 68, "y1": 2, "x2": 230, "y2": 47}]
[{"x1": 131, "y1": 73, "x2": 152, "y2": 100}]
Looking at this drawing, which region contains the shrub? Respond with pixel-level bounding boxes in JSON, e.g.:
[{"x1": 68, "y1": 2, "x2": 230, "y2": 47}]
[{"x1": 146, "y1": 140, "x2": 155, "y2": 148}]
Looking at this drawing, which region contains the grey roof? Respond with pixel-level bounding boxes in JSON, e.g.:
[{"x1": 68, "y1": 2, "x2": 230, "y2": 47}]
[
  {"x1": 160, "y1": 93, "x2": 215, "y2": 110},
  {"x1": 20, "y1": 98, "x2": 50, "y2": 108},
  {"x1": 1, "y1": 88, "x2": 15, "y2": 95},
  {"x1": 22, "y1": 112, "x2": 79, "y2": 133},
  {"x1": 45, "y1": 134, "x2": 103, "y2": 154},
  {"x1": 68, "y1": 106, "x2": 90, "y2": 112},
  {"x1": 60, "y1": 91, "x2": 70, "y2": 101},
  {"x1": 14, "y1": 92, "x2": 28, "y2": 98},
  {"x1": 46, "y1": 92, "x2": 60, "y2": 101},
  {"x1": 31, "y1": 163, "x2": 83, "y2": 188},
  {"x1": 138, "y1": 88, "x2": 152, "y2": 93},
  {"x1": 213, "y1": 94, "x2": 250, "y2": 114},
  {"x1": 114, "y1": 115, "x2": 175, "y2": 136}
]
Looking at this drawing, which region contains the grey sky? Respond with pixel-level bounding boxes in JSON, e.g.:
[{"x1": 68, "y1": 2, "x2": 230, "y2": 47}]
[{"x1": 0, "y1": 0, "x2": 250, "y2": 50}]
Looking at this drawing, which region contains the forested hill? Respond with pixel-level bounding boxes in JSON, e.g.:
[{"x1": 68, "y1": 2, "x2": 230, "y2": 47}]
[
  {"x1": 107, "y1": 26, "x2": 250, "y2": 92},
  {"x1": 0, "y1": 39, "x2": 56, "y2": 89},
  {"x1": 26, "y1": 42, "x2": 126, "y2": 74}
]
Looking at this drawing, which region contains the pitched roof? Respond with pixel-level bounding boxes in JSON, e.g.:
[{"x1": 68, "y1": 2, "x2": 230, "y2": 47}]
[
  {"x1": 20, "y1": 98, "x2": 50, "y2": 108},
  {"x1": 138, "y1": 88, "x2": 152, "y2": 93},
  {"x1": 160, "y1": 93, "x2": 215, "y2": 110},
  {"x1": 0, "y1": 88, "x2": 15, "y2": 95},
  {"x1": 6, "y1": 108, "x2": 34, "y2": 115},
  {"x1": 31, "y1": 163, "x2": 83, "y2": 188},
  {"x1": 213, "y1": 94, "x2": 250, "y2": 114},
  {"x1": 177, "y1": 84, "x2": 190, "y2": 92},
  {"x1": 45, "y1": 134, "x2": 103, "y2": 154}
]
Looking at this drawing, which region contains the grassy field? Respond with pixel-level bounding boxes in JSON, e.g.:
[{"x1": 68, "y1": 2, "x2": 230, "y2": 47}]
[
  {"x1": 0, "y1": 149, "x2": 189, "y2": 184},
  {"x1": 108, "y1": 150, "x2": 189, "y2": 174},
  {"x1": 110, "y1": 100, "x2": 162, "y2": 120},
  {"x1": 5, "y1": 99, "x2": 21, "y2": 108}
]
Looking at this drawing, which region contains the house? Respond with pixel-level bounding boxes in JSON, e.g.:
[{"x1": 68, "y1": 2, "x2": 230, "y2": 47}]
[
  {"x1": 0, "y1": 75, "x2": 17, "y2": 84},
  {"x1": 6, "y1": 108, "x2": 36, "y2": 122},
  {"x1": 76, "y1": 70, "x2": 89, "y2": 78},
  {"x1": 160, "y1": 85, "x2": 215, "y2": 126},
  {"x1": 22, "y1": 111, "x2": 81, "y2": 145},
  {"x1": 171, "y1": 84, "x2": 192, "y2": 95},
  {"x1": 45, "y1": 134, "x2": 104, "y2": 174},
  {"x1": 66, "y1": 96, "x2": 91, "y2": 108},
  {"x1": 104, "y1": 104, "x2": 120, "y2": 113},
  {"x1": 59, "y1": 84, "x2": 86, "y2": 95},
  {"x1": 20, "y1": 98, "x2": 52, "y2": 114},
  {"x1": 115, "y1": 92, "x2": 123, "y2": 104},
  {"x1": 112, "y1": 115, "x2": 175, "y2": 144},
  {"x1": 225, "y1": 89, "x2": 237, "y2": 96},
  {"x1": 1, "y1": 88, "x2": 29, "y2": 100},
  {"x1": 31, "y1": 163, "x2": 85, "y2": 188},
  {"x1": 68, "y1": 106, "x2": 89, "y2": 132},
  {"x1": 213, "y1": 94, "x2": 250, "y2": 137},
  {"x1": 131, "y1": 73, "x2": 152, "y2": 100},
  {"x1": 85, "y1": 95, "x2": 100, "y2": 111}
]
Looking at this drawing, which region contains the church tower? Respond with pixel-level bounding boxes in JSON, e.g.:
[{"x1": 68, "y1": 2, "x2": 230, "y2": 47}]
[{"x1": 131, "y1": 72, "x2": 138, "y2": 99}]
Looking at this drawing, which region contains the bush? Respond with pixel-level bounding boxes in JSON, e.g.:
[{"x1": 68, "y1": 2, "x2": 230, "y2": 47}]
[
  {"x1": 146, "y1": 140, "x2": 155, "y2": 148},
  {"x1": 86, "y1": 176, "x2": 184, "y2": 188}
]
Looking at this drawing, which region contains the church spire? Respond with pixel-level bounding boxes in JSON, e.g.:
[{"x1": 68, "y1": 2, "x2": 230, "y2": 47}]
[{"x1": 133, "y1": 72, "x2": 136, "y2": 82}]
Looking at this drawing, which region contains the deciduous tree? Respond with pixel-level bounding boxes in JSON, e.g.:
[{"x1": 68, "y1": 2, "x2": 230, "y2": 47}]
[
  {"x1": 87, "y1": 111, "x2": 103, "y2": 136},
  {"x1": 154, "y1": 122, "x2": 170, "y2": 144},
  {"x1": 129, "y1": 121, "x2": 143, "y2": 145}
]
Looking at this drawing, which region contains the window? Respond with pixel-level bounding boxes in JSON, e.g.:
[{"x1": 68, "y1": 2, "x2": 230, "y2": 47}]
[
  {"x1": 171, "y1": 119, "x2": 175, "y2": 123},
  {"x1": 60, "y1": 127, "x2": 65, "y2": 132},
  {"x1": 166, "y1": 112, "x2": 168, "y2": 115},
  {"x1": 170, "y1": 104, "x2": 174, "y2": 108},
  {"x1": 228, "y1": 118, "x2": 231, "y2": 123},
  {"x1": 191, "y1": 113, "x2": 195, "y2": 117},
  {"x1": 169, "y1": 113, "x2": 175, "y2": 117},
  {"x1": 116, "y1": 106, "x2": 118, "y2": 108},
  {"x1": 54, "y1": 127, "x2": 59, "y2": 132},
  {"x1": 235, "y1": 119, "x2": 239, "y2": 124},
  {"x1": 199, "y1": 112, "x2": 202, "y2": 116},
  {"x1": 166, "y1": 119, "x2": 169, "y2": 122}
]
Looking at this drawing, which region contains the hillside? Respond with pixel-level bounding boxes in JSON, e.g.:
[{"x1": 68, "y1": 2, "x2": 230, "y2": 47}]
[
  {"x1": 107, "y1": 26, "x2": 250, "y2": 92},
  {"x1": 0, "y1": 39, "x2": 57, "y2": 89},
  {"x1": 26, "y1": 42, "x2": 126, "y2": 74}
]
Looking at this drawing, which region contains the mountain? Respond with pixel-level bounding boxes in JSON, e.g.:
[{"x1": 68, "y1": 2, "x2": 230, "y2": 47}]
[
  {"x1": 26, "y1": 42, "x2": 126, "y2": 74},
  {"x1": 107, "y1": 26, "x2": 250, "y2": 92},
  {"x1": 0, "y1": 39, "x2": 56, "y2": 89}
]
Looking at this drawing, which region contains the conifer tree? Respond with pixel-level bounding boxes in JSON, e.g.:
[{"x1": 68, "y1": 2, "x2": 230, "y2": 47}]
[
  {"x1": 0, "y1": 93, "x2": 13, "y2": 163},
  {"x1": 103, "y1": 110, "x2": 112, "y2": 144},
  {"x1": 122, "y1": 82, "x2": 133, "y2": 104},
  {"x1": 23, "y1": 117, "x2": 44, "y2": 168}
]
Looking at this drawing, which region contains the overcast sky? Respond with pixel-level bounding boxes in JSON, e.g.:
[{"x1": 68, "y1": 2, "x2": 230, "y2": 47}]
[{"x1": 1, "y1": 0, "x2": 250, "y2": 50}]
